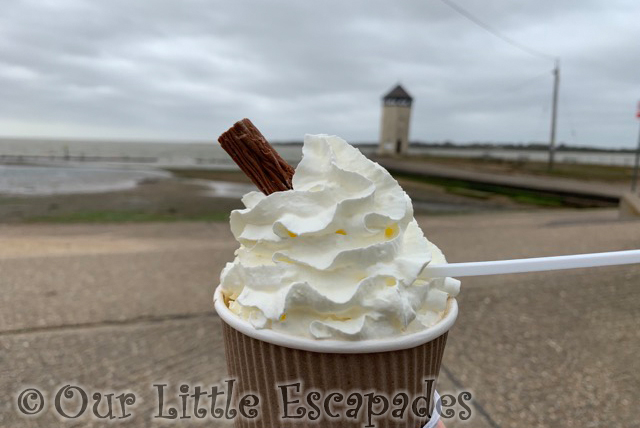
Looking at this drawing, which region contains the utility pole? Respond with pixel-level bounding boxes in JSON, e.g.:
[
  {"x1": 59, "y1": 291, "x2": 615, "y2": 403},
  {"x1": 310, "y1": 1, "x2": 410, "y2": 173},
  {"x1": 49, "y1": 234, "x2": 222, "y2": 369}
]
[
  {"x1": 548, "y1": 58, "x2": 560, "y2": 171},
  {"x1": 632, "y1": 113, "x2": 640, "y2": 193}
]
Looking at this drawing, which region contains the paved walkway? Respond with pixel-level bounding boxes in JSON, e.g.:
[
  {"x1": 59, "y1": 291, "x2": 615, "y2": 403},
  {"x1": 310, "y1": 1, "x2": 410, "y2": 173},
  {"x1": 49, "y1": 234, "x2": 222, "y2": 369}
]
[
  {"x1": 377, "y1": 158, "x2": 629, "y2": 202},
  {"x1": 0, "y1": 210, "x2": 639, "y2": 427}
]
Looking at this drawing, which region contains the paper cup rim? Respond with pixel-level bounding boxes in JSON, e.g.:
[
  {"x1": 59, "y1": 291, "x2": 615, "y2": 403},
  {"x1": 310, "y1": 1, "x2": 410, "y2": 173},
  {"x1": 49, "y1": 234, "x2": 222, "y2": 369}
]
[{"x1": 214, "y1": 285, "x2": 458, "y2": 354}]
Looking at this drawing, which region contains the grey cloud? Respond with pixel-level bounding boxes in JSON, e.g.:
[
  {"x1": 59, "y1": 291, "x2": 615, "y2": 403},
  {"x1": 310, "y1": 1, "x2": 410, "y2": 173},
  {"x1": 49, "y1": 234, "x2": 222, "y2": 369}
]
[{"x1": 0, "y1": 0, "x2": 639, "y2": 147}]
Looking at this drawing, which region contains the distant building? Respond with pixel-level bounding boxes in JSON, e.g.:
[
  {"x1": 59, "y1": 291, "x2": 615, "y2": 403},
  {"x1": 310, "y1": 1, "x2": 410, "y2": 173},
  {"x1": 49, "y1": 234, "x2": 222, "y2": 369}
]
[{"x1": 379, "y1": 84, "x2": 413, "y2": 155}]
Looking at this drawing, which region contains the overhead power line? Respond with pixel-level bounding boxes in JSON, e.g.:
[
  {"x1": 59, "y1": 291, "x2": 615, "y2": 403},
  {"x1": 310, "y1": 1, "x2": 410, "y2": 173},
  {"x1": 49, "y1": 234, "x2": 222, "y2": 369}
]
[
  {"x1": 438, "y1": 0, "x2": 556, "y2": 62},
  {"x1": 438, "y1": 0, "x2": 562, "y2": 169}
]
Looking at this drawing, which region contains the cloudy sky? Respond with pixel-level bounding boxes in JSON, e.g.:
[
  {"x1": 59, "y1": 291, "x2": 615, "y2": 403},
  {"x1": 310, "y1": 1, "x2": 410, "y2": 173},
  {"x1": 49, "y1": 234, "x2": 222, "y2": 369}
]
[{"x1": 1, "y1": 0, "x2": 639, "y2": 148}]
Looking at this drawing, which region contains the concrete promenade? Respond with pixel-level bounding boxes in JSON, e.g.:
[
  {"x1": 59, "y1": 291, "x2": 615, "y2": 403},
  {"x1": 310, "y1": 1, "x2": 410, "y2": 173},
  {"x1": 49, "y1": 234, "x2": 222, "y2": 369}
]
[
  {"x1": 0, "y1": 210, "x2": 639, "y2": 427},
  {"x1": 377, "y1": 158, "x2": 628, "y2": 202}
]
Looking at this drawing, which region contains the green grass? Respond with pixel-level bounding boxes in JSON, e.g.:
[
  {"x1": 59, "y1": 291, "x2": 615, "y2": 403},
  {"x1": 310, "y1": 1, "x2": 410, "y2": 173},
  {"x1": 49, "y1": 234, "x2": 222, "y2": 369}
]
[
  {"x1": 25, "y1": 211, "x2": 230, "y2": 224},
  {"x1": 394, "y1": 172, "x2": 568, "y2": 207},
  {"x1": 444, "y1": 187, "x2": 493, "y2": 200}
]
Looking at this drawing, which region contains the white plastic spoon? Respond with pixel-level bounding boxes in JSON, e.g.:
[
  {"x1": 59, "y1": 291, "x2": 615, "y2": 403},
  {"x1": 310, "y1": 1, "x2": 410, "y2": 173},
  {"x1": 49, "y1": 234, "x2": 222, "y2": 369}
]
[{"x1": 424, "y1": 249, "x2": 640, "y2": 278}]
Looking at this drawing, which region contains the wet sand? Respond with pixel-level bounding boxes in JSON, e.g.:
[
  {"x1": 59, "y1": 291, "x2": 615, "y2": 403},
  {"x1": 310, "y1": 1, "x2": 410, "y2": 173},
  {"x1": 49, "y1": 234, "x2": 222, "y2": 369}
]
[
  {"x1": 0, "y1": 175, "x2": 243, "y2": 223},
  {"x1": 0, "y1": 169, "x2": 545, "y2": 223}
]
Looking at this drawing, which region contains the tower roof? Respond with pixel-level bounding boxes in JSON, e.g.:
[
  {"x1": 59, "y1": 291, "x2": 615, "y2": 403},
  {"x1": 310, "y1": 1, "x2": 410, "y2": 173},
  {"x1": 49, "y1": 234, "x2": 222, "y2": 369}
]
[{"x1": 383, "y1": 84, "x2": 412, "y2": 101}]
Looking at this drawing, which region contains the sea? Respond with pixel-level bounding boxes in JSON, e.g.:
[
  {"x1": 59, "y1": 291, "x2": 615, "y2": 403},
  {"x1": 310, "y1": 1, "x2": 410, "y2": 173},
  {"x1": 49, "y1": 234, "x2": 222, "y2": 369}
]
[
  {"x1": 0, "y1": 138, "x2": 637, "y2": 195},
  {"x1": 0, "y1": 138, "x2": 310, "y2": 196},
  {"x1": 0, "y1": 164, "x2": 171, "y2": 195}
]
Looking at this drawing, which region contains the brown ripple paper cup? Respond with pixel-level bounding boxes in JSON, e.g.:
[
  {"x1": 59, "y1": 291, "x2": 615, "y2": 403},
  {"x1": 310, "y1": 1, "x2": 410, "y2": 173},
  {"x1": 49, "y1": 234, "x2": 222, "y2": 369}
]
[{"x1": 214, "y1": 286, "x2": 458, "y2": 428}]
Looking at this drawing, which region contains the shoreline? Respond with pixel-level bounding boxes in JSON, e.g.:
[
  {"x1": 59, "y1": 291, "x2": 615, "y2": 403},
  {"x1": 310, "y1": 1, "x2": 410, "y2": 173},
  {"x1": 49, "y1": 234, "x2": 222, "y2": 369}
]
[
  {"x1": 0, "y1": 163, "x2": 171, "y2": 196},
  {"x1": 0, "y1": 167, "x2": 575, "y2": 224},
  {"x1": 0, "y1": 163, "x2": 623, "y2": 224}
]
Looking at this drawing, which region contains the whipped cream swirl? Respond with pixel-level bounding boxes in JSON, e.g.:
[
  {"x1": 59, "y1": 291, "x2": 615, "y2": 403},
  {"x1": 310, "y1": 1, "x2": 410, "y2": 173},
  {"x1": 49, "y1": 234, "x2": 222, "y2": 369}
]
[{"x1": 219, "y1": 134, "x2": 460, "y2": 340}]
